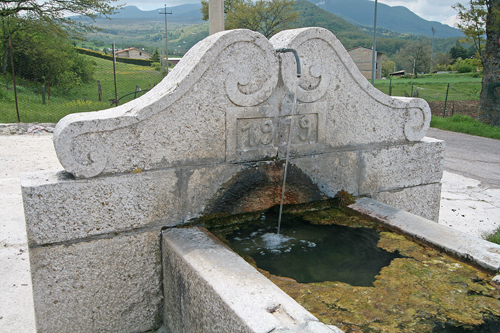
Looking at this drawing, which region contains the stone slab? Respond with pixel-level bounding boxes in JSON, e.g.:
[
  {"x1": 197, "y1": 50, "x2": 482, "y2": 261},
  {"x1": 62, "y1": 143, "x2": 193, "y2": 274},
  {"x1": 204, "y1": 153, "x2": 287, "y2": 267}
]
[
  {"x1": 270, "y1": 27, "x2": 431, "y2": 148},
  {"x1": 162, "y1": 227, "x2": 341, "y2": 333},
  {"x1": 21, "y1": 169, "x2": 180, "y2": 246},
  {"x1": 359, "y1": 137, "x2": 444, "y2": 194},
  {"x1": 373, "y1": 183, "x2": 442, "y2": 222},
  {"x1": 291, "y1": 151, "x2": 360, "y2": 197},
  {"x1": 350, "y1": 197, "x2": 500, "y2": 274},
  {"x1": 30, "y1": 230, "x2": 163, "y2": 333}
]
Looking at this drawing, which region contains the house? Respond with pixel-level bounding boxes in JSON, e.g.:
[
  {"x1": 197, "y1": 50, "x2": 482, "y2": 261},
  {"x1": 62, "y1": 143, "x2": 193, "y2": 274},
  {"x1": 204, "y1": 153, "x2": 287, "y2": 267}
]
[
  {"x1": 347, "y1": 46, "x2": 384, "y2": 80},
  {"x1": 167, "y1": 57, "x2": 182, "y2": 66},
  {"x1": 115, "y1": 47, "x2": 152, "y2": 60},
  {"x1": 390, "y1": 70, "x2": 406, "y2": 77}
]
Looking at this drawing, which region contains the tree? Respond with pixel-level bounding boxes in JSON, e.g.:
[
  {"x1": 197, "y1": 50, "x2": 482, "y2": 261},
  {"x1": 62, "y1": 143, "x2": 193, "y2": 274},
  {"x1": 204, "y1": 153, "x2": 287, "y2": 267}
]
[
  {"x1": 201, "y1": 0, "x2": 298, "y2": 38},
  {"x1": 7, "y1": 21, "x2": 95, "y2": 92},
  {"x1": 434, "y1": 52, "x2": 453, "y2": 71},
  {"x1": 394, "y1": 42, "x2": 431, "y2": 76},
  {"x1": 450, "y1": 41, "x2": 470, "y2": 61},
  {"x1": 381, "y1": 60, "x2": 395, "y2": 77},
  {"x1": 453, "y1": 1, "x2": 487, "y2": 60},
  {"x1": 150, "y1": 48, "x2": 160, "y2": 61},
  {"x1": 454, "y1": 0, "x2": 500, "y2": 126},
  {"x1": 0, "y1": 0, "x2": 121, "y2": 20}
]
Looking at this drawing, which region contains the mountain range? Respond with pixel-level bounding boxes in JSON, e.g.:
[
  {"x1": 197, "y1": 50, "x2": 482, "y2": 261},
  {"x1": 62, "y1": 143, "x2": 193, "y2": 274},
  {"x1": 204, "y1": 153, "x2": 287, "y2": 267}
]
[
  {"x1": 104, "y1": 0, "x2": 462, "y2": 38},
  {"x1": 315, "y1": 0, "x2": 462, "y2": 38}
]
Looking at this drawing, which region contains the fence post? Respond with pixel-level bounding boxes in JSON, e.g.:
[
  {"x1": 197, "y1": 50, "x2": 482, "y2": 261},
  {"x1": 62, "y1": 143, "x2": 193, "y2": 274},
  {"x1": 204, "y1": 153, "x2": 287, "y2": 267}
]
[
  {"x1": 41, "y1": 84, "x2": 46, "y2": 104},
  {"x1": 112, "y1": 43, "x2": 118, "y2": 106},
  {"x1": 443, "y1": 83, "x2": 450, "y2": 117},
  {"x1": 389, "y1": 78, "x2": 392, "y2": 96},
  {"x1": 97, "y1": 80, "x2": 102, "y2": 102},
  {"x1": 48, "y1": 75, "x2": 51, "y2": 104},
  {"x1": 9, "y1": 34, "x2": 20, "y2": 123}
]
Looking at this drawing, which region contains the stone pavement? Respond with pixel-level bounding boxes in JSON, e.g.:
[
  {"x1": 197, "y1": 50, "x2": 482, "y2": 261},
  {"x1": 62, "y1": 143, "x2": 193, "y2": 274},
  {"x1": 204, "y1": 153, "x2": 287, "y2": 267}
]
[
  {"x1": 0, "y1": 132, "x2": 499, "y2": 332},
  {"x1": 0, "y1": 134, "x2": 61, "y2": 333}
]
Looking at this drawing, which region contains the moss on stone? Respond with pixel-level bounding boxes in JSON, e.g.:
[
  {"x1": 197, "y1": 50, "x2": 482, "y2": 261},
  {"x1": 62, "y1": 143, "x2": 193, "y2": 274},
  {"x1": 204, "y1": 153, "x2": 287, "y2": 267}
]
[
  {"x1": 195, "y1": 211, "x2": 263, "y2": 229},
  {"x1": 205, "y1": 199, "x2": 500, "y2": 332},
  {"x1": 261, "y1": 231, "x2": 500, "y2": 332}
]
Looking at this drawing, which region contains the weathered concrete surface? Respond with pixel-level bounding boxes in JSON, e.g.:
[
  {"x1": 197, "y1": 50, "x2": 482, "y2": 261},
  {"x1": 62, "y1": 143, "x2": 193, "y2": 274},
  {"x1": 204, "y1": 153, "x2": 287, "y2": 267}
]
[
  {"x1": 162, "y1": 227, "x2": 342, "y2": 333},
  {"x1": 0, "y1": 134, "x2": 61, "y2": 333},
  {"x1": 373, "y1": 183, "x2": 442, "y2": 221},
  {"x1": 30, "y1": 230, "x2": 163, "y2": 333},
  {"x1": 292, "y1": 137, "x2": 444, "y2": 221},
  {"x1": 350, "y1": 197, "x2": 500, "y2": 274},
  {"x1": 21, "y1": 27, "x2": 443, "y2": 333},
  {"x1": 53, "y1": 28, "x2": 431, "y2": 179},
  {"x1": 427, "y1": 128, "x2": 500, "y2": 188},
  {"x1": 439, "y1": 171, "x2": 500, "y2": 237},
  {"x1": 427, "y1": 128, "x2": 500, "y2": 238},
  {"x1": 359, "y1": 137, "x2": 444, "y2": 194},
  {"x1": 22, "y1": 168, "x2": 180, "y2": 246}
]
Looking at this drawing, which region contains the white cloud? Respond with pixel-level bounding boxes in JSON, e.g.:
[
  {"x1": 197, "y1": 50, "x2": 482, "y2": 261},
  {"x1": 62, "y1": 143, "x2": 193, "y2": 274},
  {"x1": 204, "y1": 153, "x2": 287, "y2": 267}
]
[
  {"x1": 372, "y1": 0, "x2": 458, "y2": 23},
  {"x1": 120, "y1": 0, "x2": 460, "y2": 24},
  {"x1": 117, "y1": 0, "x2": 197, "y2": 11},
  {"x1": 442, "y1": 14, "x2": 459, "y2": 27}
]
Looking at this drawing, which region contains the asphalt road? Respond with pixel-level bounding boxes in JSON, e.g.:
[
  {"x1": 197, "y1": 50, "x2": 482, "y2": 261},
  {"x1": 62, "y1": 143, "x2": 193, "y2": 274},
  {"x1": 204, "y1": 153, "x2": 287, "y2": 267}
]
[{"x1": 427, "y1": 128, "x2": 500, "y2": 189}]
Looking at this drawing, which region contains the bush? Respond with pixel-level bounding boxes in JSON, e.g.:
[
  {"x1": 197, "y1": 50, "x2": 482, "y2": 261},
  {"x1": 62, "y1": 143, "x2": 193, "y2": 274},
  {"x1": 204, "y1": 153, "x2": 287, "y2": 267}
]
[
  {"x1": 452, "y1": 57, "x2": 482, "y2": 73},
  {"x1": 75, "y1": 48, "x2": 154, "y2": 66},
  {"x1": 152, "y1": 62, "x2": 161, "y2": 71},
  {"x1": 457, "y1": 63, "x2": 476, "y2": 73}
]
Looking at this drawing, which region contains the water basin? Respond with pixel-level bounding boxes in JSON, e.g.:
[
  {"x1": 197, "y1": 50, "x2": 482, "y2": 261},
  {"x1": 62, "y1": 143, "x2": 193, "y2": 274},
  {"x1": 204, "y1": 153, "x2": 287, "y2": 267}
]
[
  {"x1": 225, "y1": 212, "x2": 403, "y2": 286},
  {"x1": 208, "y1": 202, "x2": 500, "y2": 333}
]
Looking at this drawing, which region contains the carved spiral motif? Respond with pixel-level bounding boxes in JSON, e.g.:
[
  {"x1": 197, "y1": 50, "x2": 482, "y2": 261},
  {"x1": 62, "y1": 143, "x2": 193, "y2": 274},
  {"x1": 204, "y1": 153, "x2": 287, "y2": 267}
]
[
  {"x1": 404, "y1": 106, "x2": 431, "y2": 141},
  {"x1": 224, "y1": 39, "x2": 279, "y2": 107},
  {"x1": 280, "y1": 39, "x2": 333, "y2": 103}
]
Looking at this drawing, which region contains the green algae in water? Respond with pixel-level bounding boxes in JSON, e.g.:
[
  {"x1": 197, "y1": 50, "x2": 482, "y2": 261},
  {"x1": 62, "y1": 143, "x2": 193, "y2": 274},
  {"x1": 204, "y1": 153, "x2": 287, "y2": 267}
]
[
  {"x1": 225, "y1": 212, "x2": 403, "y2": 286},
  {"x1": 210, "y1": 206, "x2": 500, "y2": 333}
]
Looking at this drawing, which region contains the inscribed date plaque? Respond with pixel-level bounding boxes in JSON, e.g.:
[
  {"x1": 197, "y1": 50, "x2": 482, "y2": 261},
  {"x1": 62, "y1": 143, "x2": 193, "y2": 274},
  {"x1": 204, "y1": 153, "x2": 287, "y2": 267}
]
[{"x1": 226, "y1": 103, "x2": 326, "y2": 162}]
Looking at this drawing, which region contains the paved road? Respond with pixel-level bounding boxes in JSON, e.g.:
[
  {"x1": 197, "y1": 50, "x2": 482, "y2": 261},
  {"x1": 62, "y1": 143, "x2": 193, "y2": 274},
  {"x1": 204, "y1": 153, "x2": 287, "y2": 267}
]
[{"x1": 427, "y1": 128, "x2": 500, "y2": 189}]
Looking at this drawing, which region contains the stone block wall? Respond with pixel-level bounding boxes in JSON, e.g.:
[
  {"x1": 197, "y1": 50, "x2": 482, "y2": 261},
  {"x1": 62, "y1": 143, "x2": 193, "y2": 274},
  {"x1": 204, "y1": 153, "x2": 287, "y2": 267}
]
[{"x1": 22, "y1": 28, "x2": 444, "y2": 332}]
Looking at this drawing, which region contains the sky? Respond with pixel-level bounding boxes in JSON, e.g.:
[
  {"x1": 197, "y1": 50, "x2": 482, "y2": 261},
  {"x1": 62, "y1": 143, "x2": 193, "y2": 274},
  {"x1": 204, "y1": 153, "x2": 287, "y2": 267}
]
[{"x1": 117, "y1": 0, "x2": 461, "y2": 27}]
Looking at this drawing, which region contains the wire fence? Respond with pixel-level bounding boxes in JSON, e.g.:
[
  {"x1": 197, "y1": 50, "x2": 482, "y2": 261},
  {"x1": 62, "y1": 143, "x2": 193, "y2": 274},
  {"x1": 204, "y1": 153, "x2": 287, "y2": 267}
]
[
  {"x1": 375, "y1": 77, "x2": 482, "y2": 119},
  {"x1": 1, "y1": 39, "x2": 483, "y2": 124},
  {"x1": 0, "y1": 39, "x2": 166, "y2": 124}
]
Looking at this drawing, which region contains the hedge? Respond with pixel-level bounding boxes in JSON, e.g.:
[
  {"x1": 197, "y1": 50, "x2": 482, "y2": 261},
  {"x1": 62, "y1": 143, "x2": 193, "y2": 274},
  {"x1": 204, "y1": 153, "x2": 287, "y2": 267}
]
[{"x1": 75, "y1": 47, "x2": 154, "y2": 66}]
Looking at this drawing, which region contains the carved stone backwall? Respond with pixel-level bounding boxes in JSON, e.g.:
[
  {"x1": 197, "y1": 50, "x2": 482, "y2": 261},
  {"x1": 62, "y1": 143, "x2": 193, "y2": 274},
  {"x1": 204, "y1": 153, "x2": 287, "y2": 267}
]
[{"x1": 22, "y1": 28, "x2": 444, "y2": 332}]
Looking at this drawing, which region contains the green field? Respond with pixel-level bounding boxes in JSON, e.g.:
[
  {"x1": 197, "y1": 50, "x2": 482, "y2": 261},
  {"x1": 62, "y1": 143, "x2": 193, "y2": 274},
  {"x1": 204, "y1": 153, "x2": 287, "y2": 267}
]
[
  {"x1": 0, "y1": 66, "x2": 486, "y2": 124},
  {"x1": 374, "y1": 72, "x2": 482, "y2": 101},
  {"x1": 0, "y1": 56, "x2": 165, "y2": 123}
]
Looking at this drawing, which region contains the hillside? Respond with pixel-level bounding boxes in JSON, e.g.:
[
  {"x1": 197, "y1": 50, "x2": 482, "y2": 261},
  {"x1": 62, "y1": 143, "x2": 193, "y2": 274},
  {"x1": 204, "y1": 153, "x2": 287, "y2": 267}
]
[
  {"x1": 292, "y1": 0, "x2": 369, "y2": 42},
  {"x1": 76, "y1": 1, "x2": 462, "y2": 59},
  {"x1": 76, "y1": 4, "x2": 203, "y2": 24},
  {"x1": 312, "y1": 0, "x2": 463, "y2": 38}
]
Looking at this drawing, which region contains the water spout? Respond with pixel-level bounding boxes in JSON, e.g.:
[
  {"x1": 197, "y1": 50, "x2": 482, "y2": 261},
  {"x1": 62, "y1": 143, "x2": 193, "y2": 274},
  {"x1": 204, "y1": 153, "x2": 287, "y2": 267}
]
[
  {"x1": 275, "y1": 48, "x2": 301, "y2": 78},
  {"x1": 276, "y1": 48, "x2": 301, "y2": 235}
]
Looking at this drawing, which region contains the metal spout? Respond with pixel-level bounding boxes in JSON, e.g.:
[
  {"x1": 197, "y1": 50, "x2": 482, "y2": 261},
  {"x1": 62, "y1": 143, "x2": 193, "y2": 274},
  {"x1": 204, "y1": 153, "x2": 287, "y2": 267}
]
[{"x1": 275, "y1": 48, "x2": 301, "y2": 78}]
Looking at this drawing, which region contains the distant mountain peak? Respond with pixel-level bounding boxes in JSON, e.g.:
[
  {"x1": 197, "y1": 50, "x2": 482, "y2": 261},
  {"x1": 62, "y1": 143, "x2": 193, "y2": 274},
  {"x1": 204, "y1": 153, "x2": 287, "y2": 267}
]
[{"x1": 312, "y1": 0, "x2": 462, "y2": 38}]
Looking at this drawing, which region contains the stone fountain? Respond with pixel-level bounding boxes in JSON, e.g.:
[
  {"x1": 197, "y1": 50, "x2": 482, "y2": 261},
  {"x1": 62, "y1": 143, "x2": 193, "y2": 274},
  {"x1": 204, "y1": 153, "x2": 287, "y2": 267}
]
[{"x1": 21, "y1": 27, "x2": 457, "y2": 332}]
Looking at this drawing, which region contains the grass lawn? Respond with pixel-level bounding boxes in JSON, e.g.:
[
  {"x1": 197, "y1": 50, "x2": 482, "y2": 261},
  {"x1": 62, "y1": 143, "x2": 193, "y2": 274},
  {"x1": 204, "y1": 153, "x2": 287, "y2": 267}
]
[
  {"x1": 431, "y1": 115, "x2": 500, "y2": 140},
  {"x1": 374, "y1": 72, "x2": 482, "y2": 101},
  {"x1": 0, "y1": 55, "x2": 164, "y2": 123}
]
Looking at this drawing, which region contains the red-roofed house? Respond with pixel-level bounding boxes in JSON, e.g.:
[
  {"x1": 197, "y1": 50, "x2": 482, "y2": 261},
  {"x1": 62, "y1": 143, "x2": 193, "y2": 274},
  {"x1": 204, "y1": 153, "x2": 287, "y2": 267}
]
[{"x1": 114, "y1": 47, "x2": 151, "y2": 60}]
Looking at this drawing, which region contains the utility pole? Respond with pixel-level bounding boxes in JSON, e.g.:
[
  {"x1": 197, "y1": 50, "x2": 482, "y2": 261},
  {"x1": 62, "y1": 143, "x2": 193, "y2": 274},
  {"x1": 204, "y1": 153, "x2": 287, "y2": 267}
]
[
  {"x1": 159, "y1": 4, "x2": 172, "y2": 74},
  {"x1": 371, "y1": 0, "x2": 378, "y2": 85},
  {"x1": 209, "y1": 0, "x2": 225, "y2": 35},
  {"x1": 430, "y1": 27, "x2": 436, "y2": 74}
]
